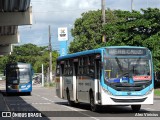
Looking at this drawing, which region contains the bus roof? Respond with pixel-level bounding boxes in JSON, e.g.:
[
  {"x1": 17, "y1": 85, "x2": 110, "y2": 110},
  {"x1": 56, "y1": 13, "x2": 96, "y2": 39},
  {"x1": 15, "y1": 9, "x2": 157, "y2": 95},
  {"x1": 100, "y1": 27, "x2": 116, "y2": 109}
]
[
  {"x1": 104, "y1": 46, "x2": 148, "y2": 49},
  {"x1": 6, "y1": 62, "x2": 32, "y2": 68},
  {"x1": 58, "y1": 48, "x2": 102, "y2": 60},
  {"x1": 57, "y1": 46, "x2": 149, "y2": 61}
]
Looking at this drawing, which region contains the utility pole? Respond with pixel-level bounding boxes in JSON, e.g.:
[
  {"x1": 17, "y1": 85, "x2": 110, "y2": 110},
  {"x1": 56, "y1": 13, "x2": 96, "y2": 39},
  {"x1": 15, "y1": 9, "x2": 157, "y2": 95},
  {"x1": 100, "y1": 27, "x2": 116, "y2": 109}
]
[
  {"x1": 101, "y1": 0, "x2": 106, "y2": 42},
  {"x1": 48, "y1": 25, "x2": 52, "y2": 83},
  {"x1": 42, "y1": 64, "x2": 44, "y2": 87}
]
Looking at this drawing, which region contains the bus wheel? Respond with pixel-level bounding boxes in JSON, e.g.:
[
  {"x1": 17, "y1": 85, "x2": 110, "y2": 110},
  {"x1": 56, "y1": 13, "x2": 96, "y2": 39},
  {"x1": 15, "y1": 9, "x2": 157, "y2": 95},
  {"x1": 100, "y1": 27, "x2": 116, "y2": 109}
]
[
  {"x1": 131, "y1": 105, "x2": 141, "y2": 112},
  {"x1": 90, "y1": 93, "x2": 98, "y2": 112},
  {"x1": 66, "y1": 91, "x2": 74, "y2": 106},
  {"x1": 27, "y1": 92, "x2": 31, "y2": 96}
]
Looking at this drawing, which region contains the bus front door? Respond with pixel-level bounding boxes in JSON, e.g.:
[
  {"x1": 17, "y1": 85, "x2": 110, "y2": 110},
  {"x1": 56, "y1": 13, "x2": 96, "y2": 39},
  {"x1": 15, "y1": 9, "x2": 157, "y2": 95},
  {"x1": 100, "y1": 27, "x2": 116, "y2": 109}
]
[{"x1": 95, "y1": 59, "x2": 101, "y2": 104}]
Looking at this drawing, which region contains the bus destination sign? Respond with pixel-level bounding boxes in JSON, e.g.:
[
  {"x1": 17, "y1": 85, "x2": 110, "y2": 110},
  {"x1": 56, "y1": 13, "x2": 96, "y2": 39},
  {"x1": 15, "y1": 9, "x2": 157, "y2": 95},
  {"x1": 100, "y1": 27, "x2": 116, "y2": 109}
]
[{"x1": 107, "y1": 48, "x2": 146, "y2": 56}]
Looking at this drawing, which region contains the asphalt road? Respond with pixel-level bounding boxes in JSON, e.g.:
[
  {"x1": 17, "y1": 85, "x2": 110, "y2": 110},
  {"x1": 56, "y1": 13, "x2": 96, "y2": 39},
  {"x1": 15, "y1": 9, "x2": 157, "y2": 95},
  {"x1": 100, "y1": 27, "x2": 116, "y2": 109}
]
[{"x1": 0, "y1": 81, "x2": 160, "y2": 120}]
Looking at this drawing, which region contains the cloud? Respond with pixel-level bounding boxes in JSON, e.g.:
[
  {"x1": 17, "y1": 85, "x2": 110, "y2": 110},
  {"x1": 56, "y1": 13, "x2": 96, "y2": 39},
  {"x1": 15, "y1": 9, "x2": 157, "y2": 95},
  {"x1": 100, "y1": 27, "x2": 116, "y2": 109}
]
[{"x1": 19, "y1": 0, "x2": 160, "y2": 50}]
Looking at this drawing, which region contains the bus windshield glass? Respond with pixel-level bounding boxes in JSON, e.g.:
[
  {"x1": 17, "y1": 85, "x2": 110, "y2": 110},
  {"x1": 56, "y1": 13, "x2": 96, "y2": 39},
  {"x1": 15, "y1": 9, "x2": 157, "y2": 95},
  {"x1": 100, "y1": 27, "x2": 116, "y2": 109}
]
[
  {"x1": 19, "y1": 68, "x2": 30, "y2": 84},
  {"x1": 7, "y1": 69, "x2": 19, "y2": 84},
  {"x1": 104, "y1": 57, "x2": 151, "y2": 84}
]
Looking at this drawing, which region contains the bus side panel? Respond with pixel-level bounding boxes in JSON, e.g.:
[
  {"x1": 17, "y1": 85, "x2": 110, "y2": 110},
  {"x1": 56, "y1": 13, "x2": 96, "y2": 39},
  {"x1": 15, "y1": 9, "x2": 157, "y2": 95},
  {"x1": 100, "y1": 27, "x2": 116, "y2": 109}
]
[
  {"x1": 56, "y1": 76, "x2": 61, "y2": 98},
  {"x1": 94, "y1": 79, "x2": 100, "y2": 104},
  {"x1": 6, "y1": 82, "x2": 32, "y2": 93},
  {"x1": 100, "y1": 86, "x2": 154, "y2": 105},
  {"x1": 19, "y1": 81, "x2": 32, "y2": 92},
  {"x1": 60, "y1": 76, "x2": 63, "y2": 98},
  {"x1": 77, "y1": 76, "x2": 94, "y2": 103},
  {"x1": 63, "y1": 76, "x2": 73, "y2": 100},
  {"x1": 73, "y1": 75, "x2": 77, "y2": 101}
]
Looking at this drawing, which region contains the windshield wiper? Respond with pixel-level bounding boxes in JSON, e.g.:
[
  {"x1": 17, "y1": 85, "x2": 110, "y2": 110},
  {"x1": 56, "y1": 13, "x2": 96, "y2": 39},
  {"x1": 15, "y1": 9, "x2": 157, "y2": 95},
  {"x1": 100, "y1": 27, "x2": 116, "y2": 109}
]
[{"x1": 115, "y1": 57, "x2": 123, "y2": 71}]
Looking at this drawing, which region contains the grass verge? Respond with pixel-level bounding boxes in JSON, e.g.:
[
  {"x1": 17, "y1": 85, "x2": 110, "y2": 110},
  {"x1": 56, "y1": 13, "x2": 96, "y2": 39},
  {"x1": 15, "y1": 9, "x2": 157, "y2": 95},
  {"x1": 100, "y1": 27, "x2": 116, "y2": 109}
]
[
  {"x1": 44, "y1": 82, "x2": 55, "y2": 87},
  {"x1": 154, "y1": 89, "x2": 160, "y2": 96}
]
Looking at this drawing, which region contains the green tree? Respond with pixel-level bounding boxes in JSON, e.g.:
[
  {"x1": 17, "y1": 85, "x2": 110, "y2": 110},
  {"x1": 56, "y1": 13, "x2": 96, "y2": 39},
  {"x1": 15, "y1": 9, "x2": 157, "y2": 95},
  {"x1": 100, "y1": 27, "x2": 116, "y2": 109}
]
[
  {"x1": 103, "y1": 8, "x2": 160, "y2": 70},
  {"x1": 0, "y1": 43, "x2": 59, "y2": 73},
  {"x1": 69, "y1": 9, "x2": 120, "y2": 53},
  {"x1": 0, "y1": 56, "x2": 8, "y2": 73},
  {"x1": 69, "y1": 8, "x2": 160, "y2": 71},
  {"x1": 69, "y1": 10, "x2": 103, "y2": 53}
]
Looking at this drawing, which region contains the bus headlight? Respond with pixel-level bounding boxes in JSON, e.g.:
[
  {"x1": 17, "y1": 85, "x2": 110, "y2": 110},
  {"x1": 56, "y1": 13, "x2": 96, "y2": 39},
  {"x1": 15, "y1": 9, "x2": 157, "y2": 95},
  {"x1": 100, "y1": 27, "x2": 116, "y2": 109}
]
[
  {"x1": 102, "y1": 87, "x2": 112, "y2": 95},
  {"x1": 145, "y1": 88, "x2": 153, "y2": 95},
  {"x1": 8, "y1": 85, "x2": 11, "y2": 88}
]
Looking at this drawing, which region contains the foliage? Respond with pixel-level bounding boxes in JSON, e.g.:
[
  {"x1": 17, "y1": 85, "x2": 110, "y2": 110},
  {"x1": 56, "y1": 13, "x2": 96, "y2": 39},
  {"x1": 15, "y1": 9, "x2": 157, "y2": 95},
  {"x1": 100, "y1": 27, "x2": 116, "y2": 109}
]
[
  {"x1": 154, "y1": 89, "x2": 160, "y2": 96},
  {"x1": 0, "y1": 43, "x2": 59, "y2": 74},
  {"x1": 69, "y1": 10, "x2": 103, "y2": 53},
  {"x1": 69, "y1": 9, "x2": 121, "y2": 53},
  {"x1": 69, "y1": 8, "x2": 160, "y2": 71},
  {"x1": 44, "y1": 81, "x2": 55, "y2": 87}
]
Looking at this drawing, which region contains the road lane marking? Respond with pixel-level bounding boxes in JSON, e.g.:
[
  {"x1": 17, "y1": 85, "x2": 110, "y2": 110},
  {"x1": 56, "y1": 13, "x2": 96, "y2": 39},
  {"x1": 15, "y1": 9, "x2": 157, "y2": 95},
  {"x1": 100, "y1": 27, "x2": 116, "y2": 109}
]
[
  {"x1": 48, "y1": 100, "x2": 55, "y2": 102},
  {"x1": 33, "y1": 93, "x2": 55, "y2": 103},
  {"x1": 62, "y1": 105, "x2": 100, "y2": 120},
  {"x1": 41, "y1": 97, "x2": 49, "y2": 100},
  {"x1": 32, "y1": 103, "x2": 51, "y2": 105},
  {"x1": 33, "y1": 93, "x2": 99, "y2": 120},
  {"x1": 143, "y1": 108, "x2": 156, "y2": 111},
  {"x1": 10, "y1": 103, "x2": 51, "y2": 106}
]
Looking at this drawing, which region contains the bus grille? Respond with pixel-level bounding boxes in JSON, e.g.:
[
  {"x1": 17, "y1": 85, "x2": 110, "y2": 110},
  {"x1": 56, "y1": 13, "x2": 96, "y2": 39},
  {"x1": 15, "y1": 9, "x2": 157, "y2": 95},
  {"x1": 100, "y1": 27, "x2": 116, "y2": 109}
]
[
  {"x1": 111, "y1": 97, "x2": 147, "y2": 103},
  {"x1": 106, "y1": 81, "x2": 152, "y2": 91},
  {"x1": 115, "y1": 86, "x2": 142, "y2": 91}
]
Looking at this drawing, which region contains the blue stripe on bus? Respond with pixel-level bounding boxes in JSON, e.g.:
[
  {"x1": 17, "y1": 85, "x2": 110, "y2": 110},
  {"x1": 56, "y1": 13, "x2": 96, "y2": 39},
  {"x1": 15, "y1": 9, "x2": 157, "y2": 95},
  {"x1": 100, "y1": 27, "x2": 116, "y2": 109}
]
[
  {"x1": 105, "y1": 84, "x2": 153, "y2": 96},
  {"x1": 58, "y1": 49, "x2": 102, "y2": 60},
  {"x1": 57, "y1": 46, "x2": 149, "y2": 60}
]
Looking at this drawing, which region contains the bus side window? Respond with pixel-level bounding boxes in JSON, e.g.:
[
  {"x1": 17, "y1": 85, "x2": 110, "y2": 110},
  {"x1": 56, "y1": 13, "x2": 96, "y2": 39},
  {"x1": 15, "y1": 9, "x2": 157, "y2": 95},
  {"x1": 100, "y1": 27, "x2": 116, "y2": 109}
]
[
  {"x1": 78, "y1": 57, "x2": 83, "y2": 75},
  {"x1": 60, "y1": 62, "x2": 64, "y2": 75},
  {"x1": 67, "y1": 59, "x2": 73, "y2": 76},
  {"x1": 96, "y1": 60, "x2": 101, "y2": 79},
  {"x1": 56, "y1": 62, "x2": 60, "y2": 76},
  {"x1": 89, "y1": 66, "x2": 94, "y2": 77},
  {"x1": 83, "y1": 56, "x2": 89, "y2": 75},
  {"x1": 64, "y1": 60, "x2": 68, "y2": 76},
  {"x1": 88, "y1": 55, "x2": 95, "y2": 78},
  {"x1": 31, "y1": 69, "x2": 34, "y2": 76},
  {"x1": 63, "y1": 60, "x2": 73, "y2": 76}
]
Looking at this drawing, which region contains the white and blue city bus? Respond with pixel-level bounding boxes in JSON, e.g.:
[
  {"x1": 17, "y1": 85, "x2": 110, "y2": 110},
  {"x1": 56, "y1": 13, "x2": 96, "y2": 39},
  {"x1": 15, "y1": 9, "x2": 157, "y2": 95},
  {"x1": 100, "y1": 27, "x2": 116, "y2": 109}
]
[
  {"x1": 56, "y1": 46, "x2": 154, "y2": 112},
  {"x1": 5, "y1": 62, "x2": 33, "y2": 95}
]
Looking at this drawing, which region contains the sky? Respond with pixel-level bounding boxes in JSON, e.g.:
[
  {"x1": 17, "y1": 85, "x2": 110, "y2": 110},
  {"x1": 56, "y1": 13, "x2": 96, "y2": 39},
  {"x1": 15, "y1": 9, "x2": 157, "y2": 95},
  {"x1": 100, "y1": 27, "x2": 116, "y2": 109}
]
[{"x1": 19, "y1": 0, "x2": 160, "y2": 51}]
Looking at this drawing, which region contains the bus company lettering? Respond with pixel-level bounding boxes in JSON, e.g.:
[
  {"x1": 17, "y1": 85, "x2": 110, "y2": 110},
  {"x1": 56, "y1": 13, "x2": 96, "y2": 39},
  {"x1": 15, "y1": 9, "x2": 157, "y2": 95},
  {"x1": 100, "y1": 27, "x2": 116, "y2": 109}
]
[
  {"x1": 20, "y1": 84, "x2": 31, "y2": 89},
  {"x1": 108, "y1": 48, "x2": 145, "y2": 55}
]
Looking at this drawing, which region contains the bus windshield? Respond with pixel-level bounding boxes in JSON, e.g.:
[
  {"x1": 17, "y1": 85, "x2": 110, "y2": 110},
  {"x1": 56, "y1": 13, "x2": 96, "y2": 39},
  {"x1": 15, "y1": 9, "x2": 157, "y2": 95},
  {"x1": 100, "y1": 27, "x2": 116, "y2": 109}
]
[
  {"x1": 7, "y1": 69, "x2": 19, "y2": 84},
  {"x1": 19, "y1": 68, "x2": 30, "y2": 84},
  {"x1": 104, "y1": 57, "x2": 151, "y2": 84}
]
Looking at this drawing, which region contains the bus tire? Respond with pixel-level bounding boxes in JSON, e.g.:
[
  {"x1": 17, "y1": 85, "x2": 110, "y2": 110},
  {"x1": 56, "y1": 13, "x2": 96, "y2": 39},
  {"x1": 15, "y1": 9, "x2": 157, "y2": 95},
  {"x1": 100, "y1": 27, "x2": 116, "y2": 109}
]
[
  {"x1": 27, "y1": 92, "x2": 31, "y2": 96},
  {"x1": 131, "y1": 105, "x2": 141, "y2": 112},
  {"x1": 66, "y1": 90, "x2": 74, "y2": 106},
  {"x1": 90, "y1": 92, "x2": 98, "y2": 112}
]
